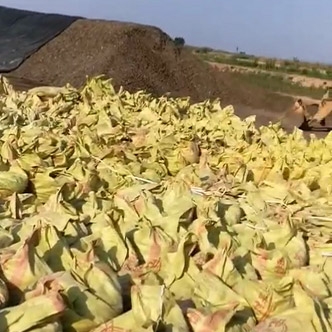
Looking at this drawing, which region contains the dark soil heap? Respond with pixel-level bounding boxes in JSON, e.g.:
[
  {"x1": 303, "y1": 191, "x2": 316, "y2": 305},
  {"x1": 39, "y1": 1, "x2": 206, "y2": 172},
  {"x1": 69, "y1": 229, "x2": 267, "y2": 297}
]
[{"x1": 11, "y1": 19, "x2": 292, "y2": 111}]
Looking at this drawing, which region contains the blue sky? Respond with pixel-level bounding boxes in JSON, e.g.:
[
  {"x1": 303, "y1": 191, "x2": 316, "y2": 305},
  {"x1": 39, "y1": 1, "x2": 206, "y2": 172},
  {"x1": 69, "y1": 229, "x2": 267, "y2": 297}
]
[{"x1": 1, "y1": 0, "x2": 331, "y2": 64}]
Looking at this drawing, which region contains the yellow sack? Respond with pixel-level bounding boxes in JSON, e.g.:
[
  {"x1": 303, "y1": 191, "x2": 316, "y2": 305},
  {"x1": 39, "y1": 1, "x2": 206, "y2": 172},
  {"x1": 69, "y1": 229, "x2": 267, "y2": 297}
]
[
  {"x1": 251, "y1": 248, "x2": 292, "y2": 281},
  {"x1": 0, "y1": 235, "x2": 52, "y2": 304},
  {"x1": 128, "y1": 222, "x2": 175, "y2": 265},
  {"x1": 38, "y1": 184, "x2": 80, "y2": 231},
  {"x1": 25, "y1": 271, "x2": 122, "y2": 327},
  {"x1": 186, "y1": 303, "x2": 239, "y2": 332},
  {"x1": 232, "y1": 224, "x2": 266, "y2": 252},
  {"x1": 32, "y1": 222, "x2": 74, "y2": 272},
  {"x1": 0, "y1": 279, "x2": 8, "y2": 309},
  {"x1": 0, "y1": 291, "x2": 65, "y2": 332},
  {"x1": 231, "y1": 246, "x2": 258, "y2": 281},
  {"x1": 71, "y1": 246, "x2": 123, "y2": 317},
  {"x1": 0, "y1": 166, "x2": 28, "y2": 198},
  {"x1": 59, "y1": 309, "x2": 96, "y2": 332},
  {"x1": 27, "y1": 321, "x2": 63, "y2": 332},
  {"x1": 169, "y1": 257, "x2": 201, "y2": 301},
  {"x1": 307, "y1": 239, "x2": 332, "y2": 275},
  {"x1": 252, "y1": 308, "x2": 326, "y2": 332},
  {"x1": 131, "y1": 284, "x2": 189, "y2": 332},
  {"x1": 90, "y1": 311, "x2": 153, "y2": 332},
  {"x1": 288, "y1": 267, "x2": 332, "y2": 298},
  {"x1": 0, "y1": 226, "x2": 14, "y2": 249},
  {"x1": 253, "y1": 284, "x2": 332, "y2": 331},
  {"x1": 131, "y1": 284, "x2": 164, "y2": 328},
  {"x1": 163, "y1": 147, "x2": 189, "y2": 176},
  {"x1": 189, "y1": 218, "x2": 239, "y2": 256},
  {"x1": 84, "y1": 224, "x2": 128, "y2": 271},
  {"x1": 192, "y1": 270, "x2": 255, "y2": 329},
  {"x1": 156, "y1": 233, "x2": 196, "y2": 287},
  {"x1": 31, "y1": 169, "x2": 72, "y2": 204},
  {"x1": 161, "y1": 178, "x2": 195, "y2": 223},
  {"x1": 263, "y1": 218, "x2": 308, "y2": 268},
  {"x1": 233, "y1": 276, "x2": 295, "y2": 323},
  {"x1": 202, "y1": 247, "x2": 243, "y2": 288},
  {"x1": 91, "y1": 286, "x2": 187, "y2": 332}
]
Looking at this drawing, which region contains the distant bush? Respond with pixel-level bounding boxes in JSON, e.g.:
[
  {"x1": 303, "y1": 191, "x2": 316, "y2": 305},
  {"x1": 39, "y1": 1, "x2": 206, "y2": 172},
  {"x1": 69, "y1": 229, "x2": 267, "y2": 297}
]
[
  {"x1": 196, "y1": 47, "x2": 213, "y2": 54},
  {"x1": 265, "y1": 59, "x2": 276, "y2": 70},
  {"x1": 311, "y1": 68, "x2": 322, "y2": 77},
  {"x1": 284, "y1": 60, "x2": 292, "y2": 67},
  {"x1": 237, "y1": 52, "x2": 251, "y2": 60},
  {"x1": 286, "y1": 66, "x2": 299, "y2": 73},
  {"x1": 301, "y1": 68, "x2": 308, "y2": 75},
  {"x1": 174, "y1": 37, "x2": 185, "y2": 47},
  {"x1": 325, "y1": 70, "x2": 332, "y2": 77}
]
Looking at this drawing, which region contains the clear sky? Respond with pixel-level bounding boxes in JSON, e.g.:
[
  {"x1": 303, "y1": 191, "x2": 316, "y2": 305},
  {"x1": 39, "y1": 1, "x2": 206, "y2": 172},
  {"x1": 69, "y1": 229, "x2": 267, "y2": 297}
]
[{"x1": 1, "y1": 0, "x2": 331, "y2": 64}]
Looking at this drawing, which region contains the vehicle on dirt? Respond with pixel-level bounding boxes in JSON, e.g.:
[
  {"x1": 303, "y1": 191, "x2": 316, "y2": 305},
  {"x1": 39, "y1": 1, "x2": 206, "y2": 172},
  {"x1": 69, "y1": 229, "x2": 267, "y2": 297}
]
[
  {"x1": 294, "y1": 98, "x2": 325, "y2": 130},
  {"x1": 287, "y1": 90, "x2": 332, "y2": 130},
  {"x1": 308, "y1": 89, "x2": 332, "y2": 127}
]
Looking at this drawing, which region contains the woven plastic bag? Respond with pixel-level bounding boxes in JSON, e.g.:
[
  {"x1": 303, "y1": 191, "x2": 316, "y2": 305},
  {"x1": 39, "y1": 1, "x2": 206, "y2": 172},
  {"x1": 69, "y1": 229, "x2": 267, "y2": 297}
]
[
  {"x1": 127, "y1": 222, "x2": 175, "y2": 265},
  {"x1": 288, "y1": 267, "x2": 332, "y2": 299},
  {"x1": 202, "y1": 247, "x2": 243, "y2": 288},
  {"x1": 27, "y1": 321, "x2": 63, "y2": 332},
  {"x1": 131, "y1": 284, "x2": 189, "y2": 332},
  {"x1": 189, "y1": 217, "x2": 239, "y2": 256},
  {"x1": 0, "y1": 234, "x2": 52, "y2": 304},
  {"x1": 186, "y1": 302, "x2": 240, "y2": 332},
  {"x1": 91, "y1": 285, "x2": 188, "y2": 332},
  {"x1": 32, "y1": 222, "x2": 74, "y2": 272},
  {"x1": 127, "y1": 229, "x2": 195, "y2": 289},
  {"x1": 231, "y1": 246, "x2": 258, "y2": 281},
  {"x1": 192, "y1": 271, "x2": 256, "y2": 330},
  {"x1": 0, "y1": 291, "x2": 65, "y2": 332},
  {"x1": 70, "y1": 246, "x2": 123, "y2": 316},
  {"x1": 0, "y1": 278, "x2": 8, "y2": 309},
  {"x1": 169, "y1": 256, "x2": 201, "y2": 301},
  {"x1": 263, "y1": 218, "x2": 308, "y2": 268},
  {"x1": 25, "y1": 271, "x2": 122, "y2": 329},
  {"x1": 91, "y1": 311, "x2": 154, "y2": 332},
  {"x1": 251, "y1": 248, "x2": 292, "y2": 281},
  {"x1": 83, "y1": 224, "x2": 128, "y2": 272},
  {"x1": 252, "y1": 284, "x2": 332, "y2": 331},
  {"x1": 232, "y1": 223, "x2": 266, "y2": 252},
  {"x1": 233, "y1": 276, "x2": 295, "y2": 323},
  {"x1": 0, "y1": 165, "x2": 28, "y2": 198}
]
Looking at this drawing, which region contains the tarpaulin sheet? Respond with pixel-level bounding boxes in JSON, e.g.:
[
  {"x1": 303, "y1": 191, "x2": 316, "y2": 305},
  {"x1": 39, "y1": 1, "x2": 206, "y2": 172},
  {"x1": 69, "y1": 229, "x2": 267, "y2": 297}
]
[{"x1": 0, "y1": 6, "x2": 80, "y2": 72}]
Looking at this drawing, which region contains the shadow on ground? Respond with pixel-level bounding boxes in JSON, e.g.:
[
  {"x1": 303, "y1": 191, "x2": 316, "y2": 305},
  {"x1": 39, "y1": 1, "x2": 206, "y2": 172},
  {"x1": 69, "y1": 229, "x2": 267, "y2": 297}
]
[{"x1": 301, "y1": 126, "x2": 332, "y2": 133}]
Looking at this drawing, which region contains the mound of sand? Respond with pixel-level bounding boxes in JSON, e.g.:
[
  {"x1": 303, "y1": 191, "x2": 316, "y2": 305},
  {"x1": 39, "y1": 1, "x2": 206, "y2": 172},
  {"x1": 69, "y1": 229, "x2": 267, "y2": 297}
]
[
  {"x1": 10, "y1": 18, "x2": 293, "y2": 111},
  {"x1": 11, "y1": 20, "x2": 222, "y2": 102}
]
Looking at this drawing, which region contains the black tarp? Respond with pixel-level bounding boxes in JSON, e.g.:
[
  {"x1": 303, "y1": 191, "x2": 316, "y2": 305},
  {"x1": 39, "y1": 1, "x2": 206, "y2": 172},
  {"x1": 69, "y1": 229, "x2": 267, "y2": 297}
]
[{"x1": 0, "y1": 6, "x2": 80, "y2": 72}]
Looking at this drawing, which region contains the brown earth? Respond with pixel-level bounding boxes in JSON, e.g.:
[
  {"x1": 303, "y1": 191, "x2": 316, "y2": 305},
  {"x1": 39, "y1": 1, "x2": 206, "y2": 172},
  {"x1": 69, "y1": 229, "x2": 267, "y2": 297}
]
[
  {"x1": 6, "y1": 18, "x2": 331, "y2": 137},
  {"x1": 9, "y1": 19, "x2": 292, "y2": 109}
]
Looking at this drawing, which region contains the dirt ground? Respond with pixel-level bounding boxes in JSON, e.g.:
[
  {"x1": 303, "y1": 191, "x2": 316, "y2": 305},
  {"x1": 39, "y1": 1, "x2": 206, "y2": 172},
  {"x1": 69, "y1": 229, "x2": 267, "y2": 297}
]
[
  {"x1": 211, "y1": 62, "x2": 332, "y2": 89},
  {"x1": 7, "y1": 19, "x2": 292, "y2": 109},
  {"x1": 3, "y1": 18, "x2": 330, "y2": 138}
]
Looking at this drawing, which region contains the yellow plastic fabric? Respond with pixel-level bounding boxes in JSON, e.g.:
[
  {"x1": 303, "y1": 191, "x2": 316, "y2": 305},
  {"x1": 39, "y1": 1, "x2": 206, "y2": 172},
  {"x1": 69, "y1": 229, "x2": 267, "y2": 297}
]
[{"x1": 0, "y1": 75, "x2": 332, "y2": 331}]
